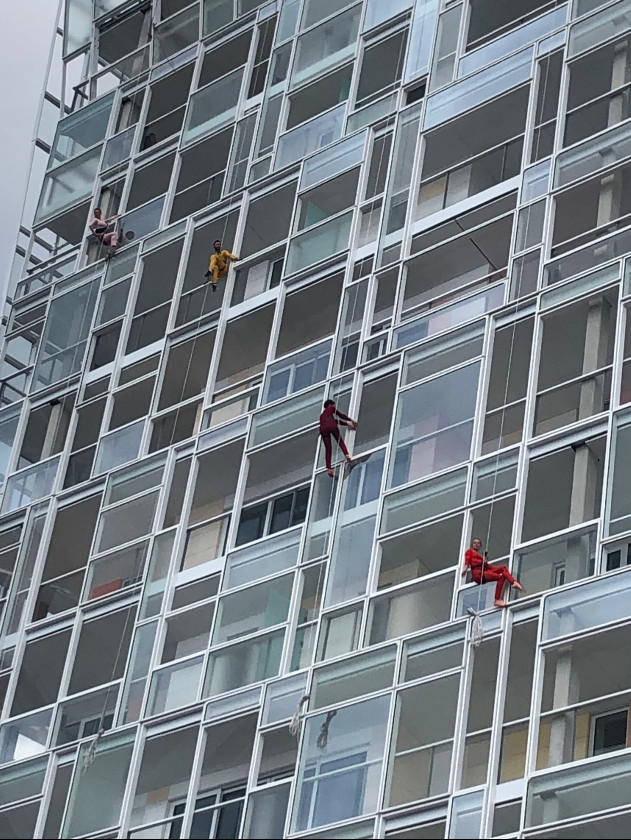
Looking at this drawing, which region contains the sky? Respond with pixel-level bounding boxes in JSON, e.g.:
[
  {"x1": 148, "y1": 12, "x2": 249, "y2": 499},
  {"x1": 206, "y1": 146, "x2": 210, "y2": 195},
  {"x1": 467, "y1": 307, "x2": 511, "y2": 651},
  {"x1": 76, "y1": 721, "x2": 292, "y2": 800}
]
[{"x1": 0, "y1": 0, "x2": 61, "y2": 287}]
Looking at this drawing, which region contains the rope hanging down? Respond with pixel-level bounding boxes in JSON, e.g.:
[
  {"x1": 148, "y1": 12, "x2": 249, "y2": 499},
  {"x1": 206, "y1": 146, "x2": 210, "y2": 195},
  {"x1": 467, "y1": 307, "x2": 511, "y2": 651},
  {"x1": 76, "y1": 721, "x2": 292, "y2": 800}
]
[
  {"x1": 467, "y1": 47, "x2": 553, "y2": 645},
  {"x1": 289, "y1": 694, "x2": 311, "y2": 738}
]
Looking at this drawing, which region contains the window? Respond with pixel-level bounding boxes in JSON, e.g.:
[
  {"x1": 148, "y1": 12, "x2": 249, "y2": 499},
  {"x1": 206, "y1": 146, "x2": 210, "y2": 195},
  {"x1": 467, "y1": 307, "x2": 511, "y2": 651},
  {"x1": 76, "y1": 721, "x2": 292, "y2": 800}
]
[
  {"x1": 535, "y1": 291, "x2": 616, "y2": 436},
  {"x1": 126, "y1": 238, "x2": 184, "y2": 354},
  {"x1": 592, "y1": 709, "x2": 629, "y2": 756},
  {"x1": 141, "y1": 63, "x2": 195, "y2": 147},
  {"x1": 277, "y1": 275, "x2": 344, "y2": 360},
  {"x1": 291, "y1": 5, "x2": 362, "y2": 87},
  {"x1": 391, "y1": 363, "x2": 481, "y2": 488},
  {"x1": 287, "y1": 65, "x2": 353, "y2": 131},
  {"x1": 523, "y1": 437, "x2": 605, "y2": 543},
  {"x1": 293, "y1": 695, "x2": 390, "y2": 832},
  {"x1": 127, "y1": 152, "x2": 176, "y2": 211},
  {"x1": 33, "y1": 494, "x2": 101, "y2": 619},
  {"x1": 240, "y1": 182, "x2": 297, "y2": 258},
  {"x1": 33, "y1": 277, "x2": 100, "y2": 390},
  {"x1": 263, "y1": 340, "x2": 331, "y2": 404},
  {"x1": 231, "y1": 255, "x2": 284, "y2": 305},
  {"x1": 356, "y1": 29, "x2": 408, "y2": 106},
  {"x1": 406, "y1": 205, "x2": 514, "y2": 313},
  {"x1": 215, "y1": 305, "x2": 274, "y2": 393},
  {"x1": 129, "y1": 726, "x2": 198, "y2": 833},
  {"x1": 236, "y1": 486, "x2": 309, "y2": 546},
  {"x1": 418, "y1": 87, "x2": 528, "y2": 219},
  {"x1": 248, "y1": 15, "x2": 277, "y2": 98},
  {"x1": 482, "y1": 316, "x2": 534, "y2": 452},
  {"x1": 565, "y1": 35, "x2": 631, "y2": 148},
  {"x1": 466, "y1": 0, "x2": 558, "y2": 49},
  {"x1": 170, "y1": 790, "x2": 246, "y2": 839},
  {"x1": 388, "y1": 674, "x2": 460, "y2": 806}
]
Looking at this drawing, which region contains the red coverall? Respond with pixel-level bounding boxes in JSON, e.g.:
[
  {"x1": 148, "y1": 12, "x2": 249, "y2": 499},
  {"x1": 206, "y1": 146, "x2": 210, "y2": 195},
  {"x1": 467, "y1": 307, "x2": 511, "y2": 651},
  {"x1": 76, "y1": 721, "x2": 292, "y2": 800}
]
[
  {"x1": 464, "y1": 548, "x2": 517, "y2": 602},
  {"x1": 319, "y1": 404, "x2": 352, "y2": 470}
]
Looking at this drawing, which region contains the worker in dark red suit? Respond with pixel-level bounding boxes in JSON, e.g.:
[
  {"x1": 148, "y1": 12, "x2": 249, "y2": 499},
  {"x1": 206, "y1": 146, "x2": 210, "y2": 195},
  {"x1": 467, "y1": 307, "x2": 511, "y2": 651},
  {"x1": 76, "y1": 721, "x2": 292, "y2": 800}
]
[
  {"x1": 319, "y1": 399, "x2": 357, "y2": 478},
  {"x1": 462, "y1": 537, "x2": 524, "y2": 608}
]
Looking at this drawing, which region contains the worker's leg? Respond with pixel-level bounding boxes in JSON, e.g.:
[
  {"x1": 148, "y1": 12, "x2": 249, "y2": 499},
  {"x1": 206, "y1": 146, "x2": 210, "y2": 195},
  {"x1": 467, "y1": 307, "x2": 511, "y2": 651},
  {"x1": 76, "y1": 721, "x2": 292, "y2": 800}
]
[
  {"x1": 332, "y1": 428, "x2": 351, "y2": 461},
  {"x1": 321, "y1": 432, "x2": 333, "y2": 475},
  {"x1": 480, "y1": 565, "x2": 519, "y2": 606}
]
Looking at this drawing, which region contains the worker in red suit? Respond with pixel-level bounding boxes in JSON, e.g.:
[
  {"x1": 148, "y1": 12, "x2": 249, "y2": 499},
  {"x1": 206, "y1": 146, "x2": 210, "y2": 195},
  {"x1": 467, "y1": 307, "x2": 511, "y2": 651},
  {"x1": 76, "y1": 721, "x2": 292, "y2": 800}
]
[
  {"x1": 319, "y1": 399, "x2": 357, "y2": 478},
  {"x1": 462, "y1": 537, "x2": 524, "y2": 608}
]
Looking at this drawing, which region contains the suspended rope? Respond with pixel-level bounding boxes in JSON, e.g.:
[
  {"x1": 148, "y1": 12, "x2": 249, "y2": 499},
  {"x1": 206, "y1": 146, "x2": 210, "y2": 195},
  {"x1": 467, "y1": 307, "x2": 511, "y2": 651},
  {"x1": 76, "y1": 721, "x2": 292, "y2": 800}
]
[
  {"x1": 466, "y1": 46, "x2": 552, "y2": 643},
  {"x1": 82, "y1": 601, "x2": 136, "y2": 774},
  {"x1": 167, "y1": 208, "x2": 233, "y2": 449},
  {"x1": 289, "y1": 694, "x2": 310, "y2": 738},
  {"x1": 316, "y1": 710, "x2": 337, "y2": 750}
]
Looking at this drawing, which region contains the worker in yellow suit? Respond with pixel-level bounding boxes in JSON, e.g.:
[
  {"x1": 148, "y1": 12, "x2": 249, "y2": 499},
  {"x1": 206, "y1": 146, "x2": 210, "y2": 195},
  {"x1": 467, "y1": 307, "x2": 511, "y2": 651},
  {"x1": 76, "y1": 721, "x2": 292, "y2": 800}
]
[{"x1": 205, "y1": 239, "x2": 239, "y2": 292}]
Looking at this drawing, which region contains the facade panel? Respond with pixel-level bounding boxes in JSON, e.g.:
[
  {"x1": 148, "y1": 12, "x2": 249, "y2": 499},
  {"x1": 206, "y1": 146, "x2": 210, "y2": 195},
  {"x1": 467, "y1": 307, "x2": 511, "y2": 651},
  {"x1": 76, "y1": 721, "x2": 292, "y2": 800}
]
[{"x1": 2, "y1": 1, "x2": 631, "y2": 837}]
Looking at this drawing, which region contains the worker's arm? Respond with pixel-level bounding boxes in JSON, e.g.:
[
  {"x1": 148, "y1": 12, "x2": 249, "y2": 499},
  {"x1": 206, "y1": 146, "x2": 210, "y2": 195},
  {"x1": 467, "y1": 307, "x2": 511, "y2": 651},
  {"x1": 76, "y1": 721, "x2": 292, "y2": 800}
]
[
  {"x1": 224, "y1": 250, "x2": 239, "y2": 262},
  {"x1": 462, "y1": 548, "x2": 473, "y2": 577},
  {"x1": 334, "y1": 409, "x2": 357, "y2": 429}
]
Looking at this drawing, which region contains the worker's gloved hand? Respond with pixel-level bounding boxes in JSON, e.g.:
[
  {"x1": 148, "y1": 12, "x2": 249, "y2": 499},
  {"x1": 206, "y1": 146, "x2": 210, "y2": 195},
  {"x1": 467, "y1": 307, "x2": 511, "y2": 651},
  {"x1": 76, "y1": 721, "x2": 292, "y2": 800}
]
[{"x1": 204, "y1": 271, "x2": 211, "y2": 278}]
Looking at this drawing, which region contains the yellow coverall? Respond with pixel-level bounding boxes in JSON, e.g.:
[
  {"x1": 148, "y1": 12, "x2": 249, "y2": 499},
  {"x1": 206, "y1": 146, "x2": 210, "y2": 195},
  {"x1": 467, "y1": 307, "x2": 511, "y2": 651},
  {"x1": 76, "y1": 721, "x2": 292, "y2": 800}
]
[{"x1": 208, "y1": 249, "x2": 239, "y2": 285}]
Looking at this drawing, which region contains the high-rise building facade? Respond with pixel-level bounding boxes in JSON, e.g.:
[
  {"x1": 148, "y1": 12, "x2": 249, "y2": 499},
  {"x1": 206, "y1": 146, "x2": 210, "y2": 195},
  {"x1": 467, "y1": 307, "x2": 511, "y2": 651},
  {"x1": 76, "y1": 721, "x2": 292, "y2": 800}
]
[{"x1": 1, "y1": 0, "x2": 631, "y2": 837}]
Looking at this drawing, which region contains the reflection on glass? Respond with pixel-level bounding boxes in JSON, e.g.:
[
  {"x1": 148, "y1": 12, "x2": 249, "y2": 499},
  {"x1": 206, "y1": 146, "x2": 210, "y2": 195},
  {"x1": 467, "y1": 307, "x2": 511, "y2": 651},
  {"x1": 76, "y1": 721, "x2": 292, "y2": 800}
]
[
  {"x1": 93, "y1": 421, "x2": 145, "y2": 476},
  {"x1": 148, "y1": 655, "x2": 203, "y2": 716},
  {"x1": 116, "y1": 620, "x2": 157, "y2": 726},
  {"x1": 293, "y1": 695, "x2": 390, "y2": 832},
  {"x1": 275, "y1": 104, "x2": 345, "y2": 171},
  {"x1": 291, "y1": 5, "x2": 361, "y2": 87},
  {"x1": 224, "y1": 530, "x2": 300, "y2": 590},
  {"x1": 96, "y1": 490, "x2": 160, "y2": 554},
  {"x1": 514, "y1": 526, "x2": 596, "y2": 597},
  {"x1": 33, "y1": 278, "x2": 100, "y2": 390},
  {"x1": 250, "y1": 386, "x2": 325, "y2": 447},
  {"x1": 119, "y1": 195, "x2": 166, "y2": 245},
  {"x1": 49, "y1": 93, "x2": 115, "y2": 168},
  {"x1": 286, "y1": 212, "x2": 353, "y2": 275},
  {"x1": 0, "y1": 755, "x2": 47, "y2": 808},
  {"x1": 35, "y1": 146, "x2": 102, "y2": 225},
  {"x1": 55, "y1": 687, "x2": 117, "y2": 746},
  {"x1": 390, "y1": 363, "x2": 480, "y2": 487},
  {"x1": 212, "y1": 574, "x2": 293, "y2": 645},
  {"x1": 102, "y1": 126, "x2": 136, "y2": 170},
  {"x1": 204, "y1": 629, "x2": 285, "y2": 696},
  {"x1": 1, "y1": 457, "x2": 60, "y2": 514},
  {"x1": 183, "y1": 68, "x2": 244, "y2": 145},
  {"x1": 243, "y1": 784, "x2": 290, "y2": 839},
  {"x1": 0, "y1": 708, "x2": 53, "y2": 763}
]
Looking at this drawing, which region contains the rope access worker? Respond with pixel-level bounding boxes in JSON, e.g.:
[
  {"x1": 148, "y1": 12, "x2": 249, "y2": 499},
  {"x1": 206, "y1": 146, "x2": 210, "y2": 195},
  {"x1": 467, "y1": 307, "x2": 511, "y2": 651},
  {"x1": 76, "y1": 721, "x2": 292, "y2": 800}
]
[
  {"x1": 462, "y1": 537, "x2": 524, "y2": 608},
  {"x1": 319, "y1": 399, "x2": 357, "y2": 478},
  {"x1": 204, "y1": 239, "x2": 239, "y2": 292},
  {"x1": 89, "y1": 208, "x2": 120, "y2": 259}
]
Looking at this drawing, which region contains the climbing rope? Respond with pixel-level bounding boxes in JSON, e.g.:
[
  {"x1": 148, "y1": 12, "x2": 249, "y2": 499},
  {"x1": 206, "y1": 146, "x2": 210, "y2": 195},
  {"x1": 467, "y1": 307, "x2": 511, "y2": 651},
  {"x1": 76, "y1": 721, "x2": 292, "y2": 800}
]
[
  {"x1": 289, "y1": 694, "x2": 310, "y2": 738},
  {"x1": 467, "y1": 43, "x2": 555, "y2": 644}
]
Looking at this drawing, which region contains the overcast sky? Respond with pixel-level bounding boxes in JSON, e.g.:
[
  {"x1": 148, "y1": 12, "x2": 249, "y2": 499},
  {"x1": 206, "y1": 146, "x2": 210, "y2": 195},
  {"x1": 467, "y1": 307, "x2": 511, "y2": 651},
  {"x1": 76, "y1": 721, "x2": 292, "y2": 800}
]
[{"x1": 0, "y1": 0, "x2": 60, "y2": 286}]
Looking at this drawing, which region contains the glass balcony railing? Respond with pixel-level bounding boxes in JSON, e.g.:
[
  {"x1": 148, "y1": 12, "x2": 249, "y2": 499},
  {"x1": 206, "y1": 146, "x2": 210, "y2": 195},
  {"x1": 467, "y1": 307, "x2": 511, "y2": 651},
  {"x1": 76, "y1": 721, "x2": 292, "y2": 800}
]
[
  {"x1": 458, "y1": 5, "x2": 567, "y2": 79},
  {"x1": 275, "y1": 104, "x2": 346, "y2": 171},
  {"x1": 285, "y1": 210, "x2": 353, "y2": 275},
  {"x1": 182, "y1": 68, "x2": 244, "y2": 146},
  {"x1": 526, "y1": 750, "x2": 631, "y2": 828}
]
